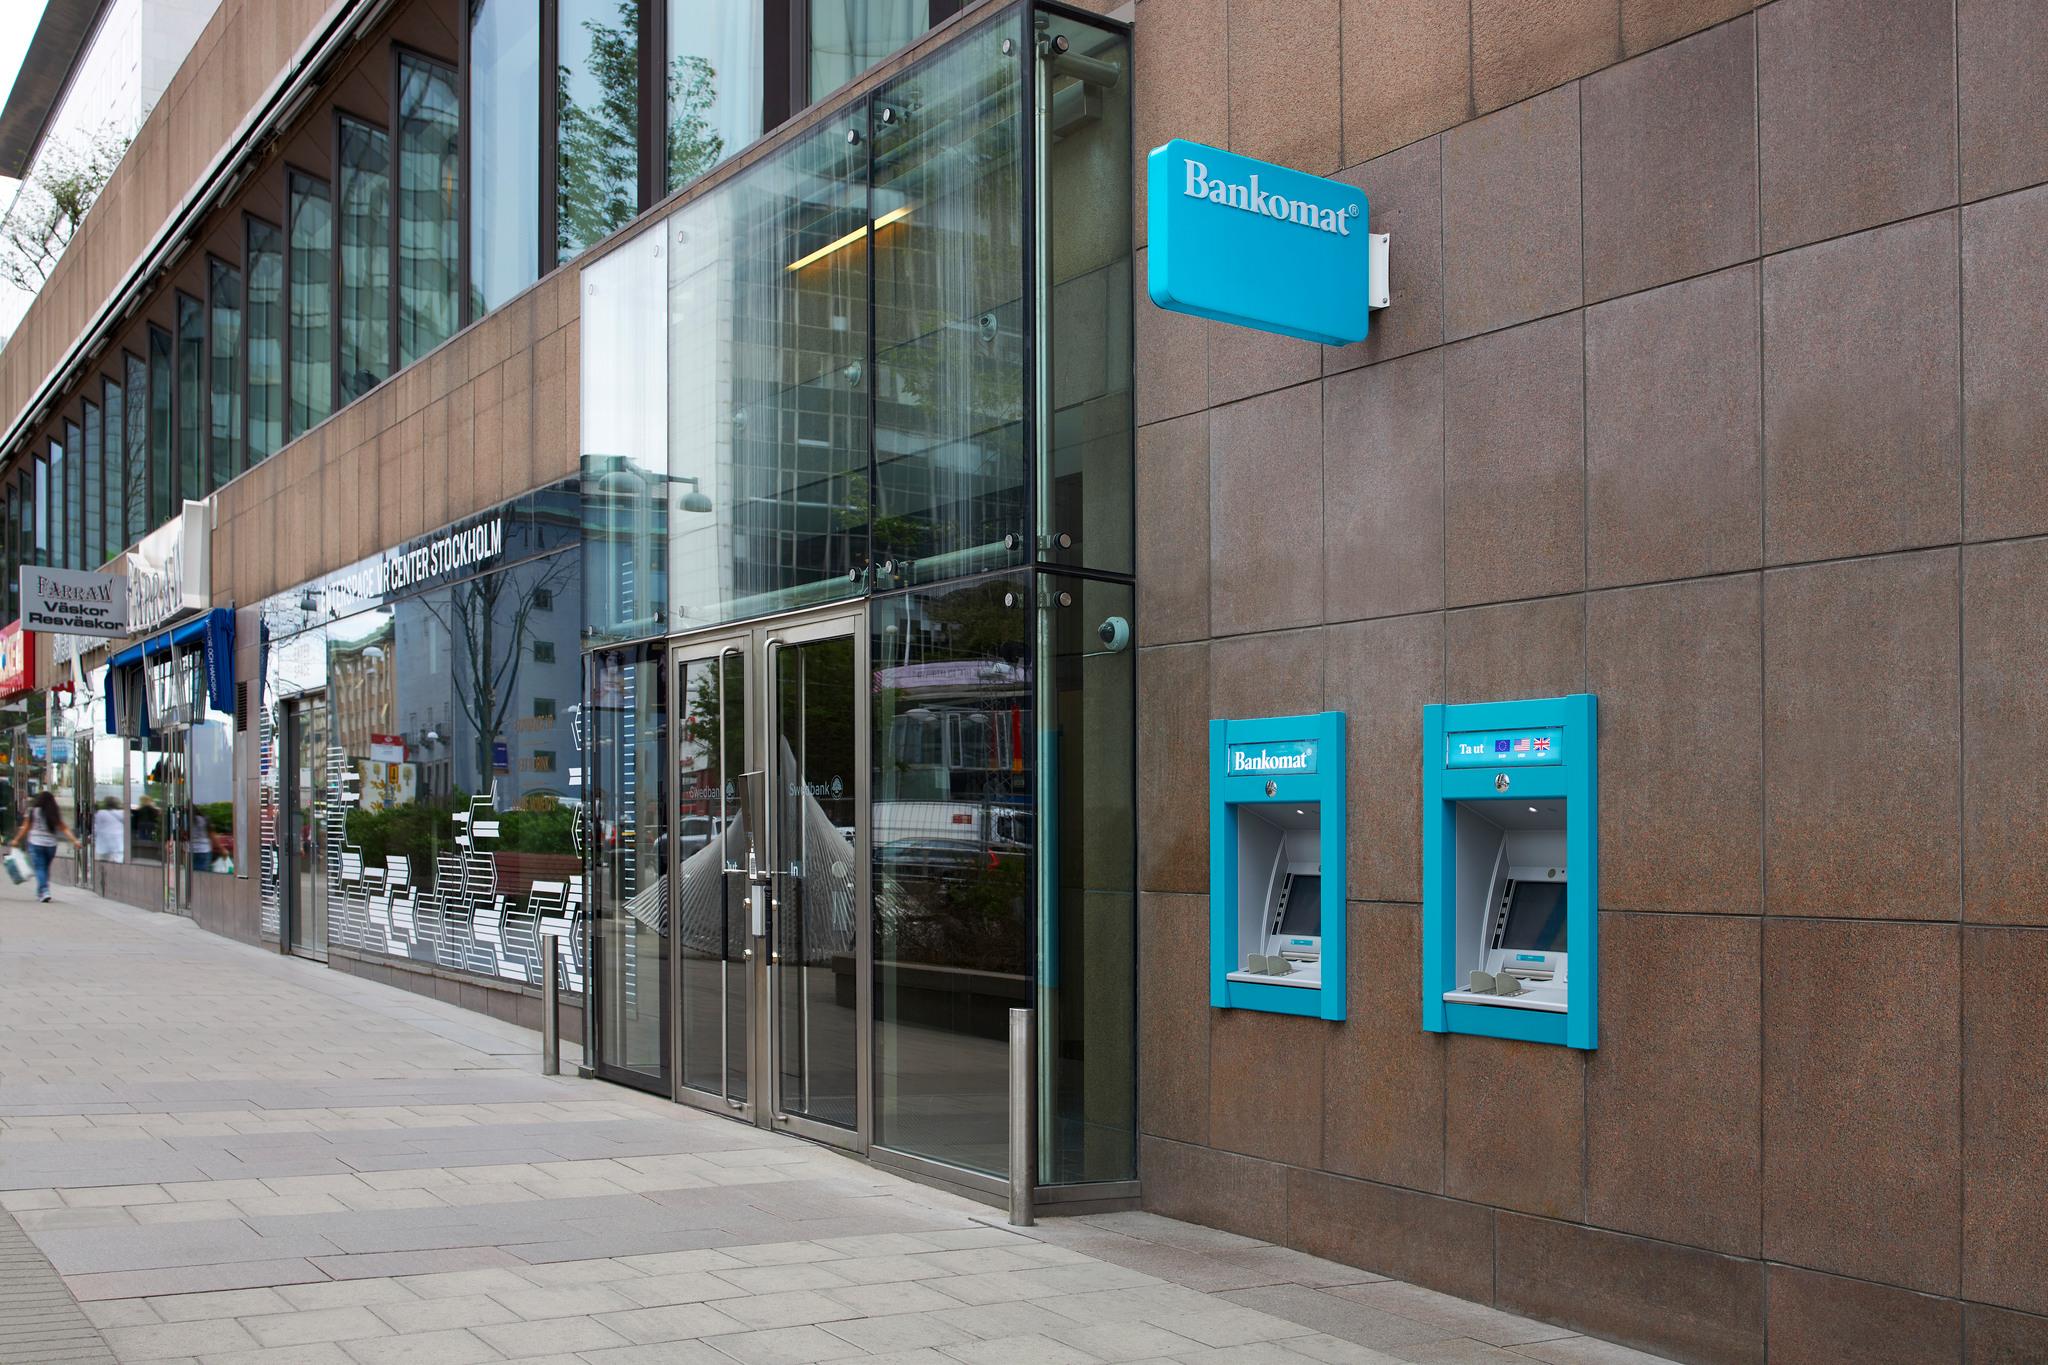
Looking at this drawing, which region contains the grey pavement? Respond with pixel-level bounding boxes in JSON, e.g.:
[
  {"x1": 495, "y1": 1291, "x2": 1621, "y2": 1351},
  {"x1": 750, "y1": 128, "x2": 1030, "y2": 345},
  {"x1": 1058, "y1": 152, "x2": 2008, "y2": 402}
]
[{"x1": 0, "y1": 875, "x2": 1675, "y2": 1365}]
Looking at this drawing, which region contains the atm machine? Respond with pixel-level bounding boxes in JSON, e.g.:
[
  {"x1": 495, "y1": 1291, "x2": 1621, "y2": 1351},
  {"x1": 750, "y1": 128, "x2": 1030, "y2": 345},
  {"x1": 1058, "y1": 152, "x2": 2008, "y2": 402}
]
[
  {"x1": 1208, "y1": 711, "x2": 1346, "y2": 1020},
  {"x1": 1421, "y1": 695, "x2": 1597, "y2": 1049}
]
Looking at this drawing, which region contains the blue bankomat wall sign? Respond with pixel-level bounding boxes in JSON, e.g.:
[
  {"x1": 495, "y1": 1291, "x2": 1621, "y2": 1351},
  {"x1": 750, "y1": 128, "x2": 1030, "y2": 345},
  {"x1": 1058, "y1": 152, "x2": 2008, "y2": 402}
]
[
  {"x1": 1422, "y1": 694, "x2": 1598, "y2": 1050},
  {"x1": 1147, "y1": 139, "x2": 1371, "y2": 346},
  {"x1": 1209, "y1": 711, "x2": 1347, "y2": 1020}
]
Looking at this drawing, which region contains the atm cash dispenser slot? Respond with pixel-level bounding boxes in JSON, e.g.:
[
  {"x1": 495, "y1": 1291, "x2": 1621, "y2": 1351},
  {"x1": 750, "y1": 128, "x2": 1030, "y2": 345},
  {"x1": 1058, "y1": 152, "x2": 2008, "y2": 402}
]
[
  {"x1": 1422, "y1": 695, "x2": 1597, "y2": 1049},
  {"x1": 1209, "y1": 711, "x2": 1347, "y2": 1020}
]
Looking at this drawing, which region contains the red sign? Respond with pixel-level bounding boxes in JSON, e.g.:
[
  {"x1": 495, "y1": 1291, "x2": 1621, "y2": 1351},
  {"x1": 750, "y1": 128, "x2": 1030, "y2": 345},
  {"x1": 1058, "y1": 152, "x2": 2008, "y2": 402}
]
[{"x1": 0, "y1": 622, "x2": 34, "y2": 699}]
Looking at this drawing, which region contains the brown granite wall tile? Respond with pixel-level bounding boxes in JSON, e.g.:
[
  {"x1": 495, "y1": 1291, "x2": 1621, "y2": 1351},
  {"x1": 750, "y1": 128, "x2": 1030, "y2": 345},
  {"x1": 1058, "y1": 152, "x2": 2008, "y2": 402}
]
[
  {"x1": 1209, "y1": 628, "x2": 1325, "y2": 722},
  {"x1": 1444, "y1": 1035, "x2": 1584, "y2": 1220},
  {"x1": 1325, "y1": 612, "x2": 1442, "y2": 904},
  {"x1": 1496, "y1": 1214, "x2": 1764, "y2": 1365},
  {"x1": 1767, "y1": 1266, "x2": 1962, "y2": 1365},
  {"x1": 1967, "y1": 1304, "x2": 2048, "y2": 1365},
  {"x1": 1137, "y1": 642, "x2": 1209, "y2": 895},
  {"x1": 1446, "y1": 595, "x2": 1584, "y2": 705},
  {"x1": 1757, "y1": 0, "x2": 1959, "y2": 252},
  {"x1": 1763, "y1": 918, "x2": 1961, "y2": 1295},
  {"x1": 1323, "y1": 903, "x2": 1444, "y2": 1191},
  {"x1": 1587, "y1": 912, "x2": 1761, "y2": 1256},
  {"x1": 1133, "y1": 0, "x2": 1226, "y2": 247},
  {"x1": 1958, "y1": 0, "x2": 2048, "y2": 201},
  {"x1": 1326, "y1": 137, "x2": 1443, "y2": 373},
  {"x1": 1135, "y1": 250, "x2": 1210, "y2": 426},
  {"x1": 1209, "y1": 1011, "x2": 1325, "y2": 1169},
  {"x1": 1962, "y1": 926, "x2": 2048, "y2": 1315},
  {"x1": 1587, "y1": 575, "x2": 1762, "y2": 916},
  {"x1": 1210, "y1": 384, "x2": 1323, "y2": 636},
  {"x1": 1138, "y1": 892, "x2": 1210, "y2": 1146},
  {"x1": 1440, "y1": 86, "x2": 1583, "y2": 342},
  {"x1": 1226, "y1": 0, "x2": 1343, "y2": 175},
  {"x1": 1471, "y1": 0, "x2": 1619, "y2": 114},
  {"x1": 1442, "y1": 313, "x2": 1586, "y2": 606},
  {"x1": 1324, "y1": 352, "x2": 1443, "y2": 623},
  {"x1": 1961, "y1": 187, "x2": 2048, "y2": 543},
  {"x1": 1286, "y1": 1167, "x2": 1496, "y2": 1303},
  {"x1": 1136, "y1": 412, "x2": 1209, "y2": 646},
  {"x1": 1621, "y1": 0, "x2": 1752, "y2": 57},
  {"x1": 1340, "y1": 0, "x2": 1470, "y2": 163},
  {"x1": 1762, "y1": 551, "x2": 1961, "y2": 921},
  {"x1": 1585, "y1": 265, "x2": 1762, "y2": 588},
  {"x1": 1140, "y1": 1134, "x2": 1289, "y2": 1245},
  {"x1": 1962, "y1": 539, "x2": 2048, "y2": 926}
]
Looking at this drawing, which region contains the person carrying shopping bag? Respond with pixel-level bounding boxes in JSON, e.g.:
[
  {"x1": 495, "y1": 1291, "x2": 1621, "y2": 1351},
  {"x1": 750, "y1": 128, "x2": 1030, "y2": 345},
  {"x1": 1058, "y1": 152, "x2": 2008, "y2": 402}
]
[{"x1": 12, "y1": 791, "x2": 80, "y2": 903}]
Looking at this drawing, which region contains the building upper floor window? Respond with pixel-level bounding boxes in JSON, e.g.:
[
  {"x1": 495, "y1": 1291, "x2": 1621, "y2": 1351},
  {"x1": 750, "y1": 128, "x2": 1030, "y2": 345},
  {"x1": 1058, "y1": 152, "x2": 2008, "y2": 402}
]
[
  {"x1": 397, "y1": 54, "x2": 461, "y2": 367},
  {"x1": 339, "y1": 117, "x2": 394, "y2": 403},
  {"x1": 289, "y1": 173, "x2": 335, "y2": 440},
  {"x1": 246, "y1": 219, "x2": 285, "y2": 464},
  {"x1": 470, "y1": 0, "x2": 541, "y2": 315},
  {"x1": 209, "y1": 259, "x2": 243, "y2": 487}
]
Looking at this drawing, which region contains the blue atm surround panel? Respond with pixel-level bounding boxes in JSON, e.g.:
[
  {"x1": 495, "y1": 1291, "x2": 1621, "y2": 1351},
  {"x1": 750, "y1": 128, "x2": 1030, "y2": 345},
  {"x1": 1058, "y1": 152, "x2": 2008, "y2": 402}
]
[
  {"x1": 1209, "y1": 711, "x2": 1347, "y2": 1020},
  {"x1": 1422, "y1": 695, "x2": 1598, "y2": 1050}
]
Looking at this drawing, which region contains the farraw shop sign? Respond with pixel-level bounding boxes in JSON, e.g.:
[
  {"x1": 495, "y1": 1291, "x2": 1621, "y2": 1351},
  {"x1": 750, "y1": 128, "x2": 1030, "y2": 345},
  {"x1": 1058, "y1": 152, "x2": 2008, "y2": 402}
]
[
  {"x1": 20, "y1": 566, "x2": 129, "y2": 638},
  {"x1": 127, "y1": 500, "x2": 212, "y2": 636}
]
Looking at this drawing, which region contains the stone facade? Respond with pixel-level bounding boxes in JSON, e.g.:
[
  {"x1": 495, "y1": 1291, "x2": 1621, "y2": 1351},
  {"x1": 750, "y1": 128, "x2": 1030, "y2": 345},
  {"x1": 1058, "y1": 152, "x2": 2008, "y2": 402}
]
[{"x1": 1130, "y1": 0, "x2": 2048, "y2": 1361}]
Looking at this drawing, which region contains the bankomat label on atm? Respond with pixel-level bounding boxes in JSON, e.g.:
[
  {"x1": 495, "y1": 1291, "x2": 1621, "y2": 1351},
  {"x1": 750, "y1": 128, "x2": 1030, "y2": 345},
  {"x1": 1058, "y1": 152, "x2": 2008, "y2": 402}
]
[
  {"x1": 1226, "y1": 739, "x2": 1318, "y2": 776},
  {"x1": 1446, "y1": 727, "x2": 1563, "y2": 767}
]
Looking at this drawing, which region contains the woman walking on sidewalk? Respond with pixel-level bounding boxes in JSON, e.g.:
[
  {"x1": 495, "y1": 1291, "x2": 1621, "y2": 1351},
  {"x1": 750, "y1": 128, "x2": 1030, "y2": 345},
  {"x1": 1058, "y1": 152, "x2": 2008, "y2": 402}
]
[{"x1": 12, "y1": 790, "x2": 80, "y2": 903}]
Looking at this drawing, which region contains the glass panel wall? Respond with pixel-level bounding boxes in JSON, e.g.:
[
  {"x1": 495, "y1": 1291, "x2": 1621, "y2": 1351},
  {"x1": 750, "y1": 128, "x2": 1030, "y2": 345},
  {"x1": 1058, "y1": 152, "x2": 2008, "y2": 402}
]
[
  {"x1": 668, "y1": 114, "x2": 868, "y2": 628},
  {"x1": 339, "y1": 117, "x2": 393, "y2": 402},
  {"x1": 149, "y1": 325, "x2": 173, "y2": 524},
  {"x1": 397, "y1": 54, "x2": 460, "y2": 366},
  {"x1": 82, "y1": 401, "x2": 102, "y2": 566},
  {"x1": 209, "y1": 258, "x2": 243, "y2": 486},
  {"x1": 289, "y1": 173, "x2": 335, "y2": 438},
  {"x1": 809, "y1": 1, "x2": 929, "y2": 102},
  {"x1": 665, "y1": 0, "x2": 760, "y2": 192},
  {"x1": 557, "y1": 0, "x2": 640, "y2": 263},
  {"x1": 676, "y1": 648, "x2": 747, "y2": 1101},
  {"x1": 49, "y1": 434, "x2": 66, "y2": 570},
  {"x1": 471, "y1": 0, "x2": 541, "y2": 314},
  {"x1": 871, "y1": 572, "x2": 1032, "y2": 1176},
  {"x1": 1040, "y1": 17, "x2": 1132, "y2": 576},
  {"x1": 102, "y1": 378, "x2": 124, "y2": 555},
  {"x1": 176, "y1": 294, "x2": 204, "y2": 500},
  {"x1": 870, "y1": 24, "x2": 1027, "y2": 588},
  {"x1": 246, "y1": 219, "x2": 285, "y2": 463},
  {"x1": 580, "y1": 231, "x2": 667, "y2": 645},
  {"x1": 589, "y1": 644, "x2": 668, "y2": 1088},
  {"x1": 124, "y1": 351, "x2": 148, "y2": 543}
]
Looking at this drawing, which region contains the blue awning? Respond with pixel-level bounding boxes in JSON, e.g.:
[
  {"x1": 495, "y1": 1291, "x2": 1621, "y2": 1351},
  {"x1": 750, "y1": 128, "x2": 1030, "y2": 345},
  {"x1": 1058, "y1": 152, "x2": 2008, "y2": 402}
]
[{"x1": 103, "y1": 608, "x2": 235, "y2": 735}]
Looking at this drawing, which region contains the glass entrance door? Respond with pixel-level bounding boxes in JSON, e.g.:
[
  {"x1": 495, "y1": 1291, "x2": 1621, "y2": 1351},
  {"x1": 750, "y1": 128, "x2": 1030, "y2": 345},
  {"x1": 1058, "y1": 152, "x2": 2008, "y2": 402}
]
[
  {"x1": 666, "y1": 609, "x2": 868, "y2": 1149},
  {"x1": 284, "y1": 696, "x2": 329, "y2": 958},
  {"x1": 589, "y1": 646, "x2": 671, "y2": 1092}
]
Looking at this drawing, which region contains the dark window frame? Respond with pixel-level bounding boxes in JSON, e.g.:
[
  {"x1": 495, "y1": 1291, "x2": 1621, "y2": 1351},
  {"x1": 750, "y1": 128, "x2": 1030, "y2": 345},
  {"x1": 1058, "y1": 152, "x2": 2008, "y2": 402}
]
[
  {"x1": 335, "y1": 106, "x2": 397, "y2": 403},
  {"x1": 207, "y1": 253, "x2": 245, "y2": 491},
  {"x1": 285, "y1": 163, "x2": 336, "y2": 439}
]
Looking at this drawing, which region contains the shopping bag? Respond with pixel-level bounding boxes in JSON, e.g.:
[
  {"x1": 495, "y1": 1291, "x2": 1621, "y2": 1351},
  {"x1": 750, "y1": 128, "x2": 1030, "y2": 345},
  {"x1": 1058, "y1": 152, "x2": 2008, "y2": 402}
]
[{"x1": 3, "y1": 848, "x2": 28, "y2": 885}]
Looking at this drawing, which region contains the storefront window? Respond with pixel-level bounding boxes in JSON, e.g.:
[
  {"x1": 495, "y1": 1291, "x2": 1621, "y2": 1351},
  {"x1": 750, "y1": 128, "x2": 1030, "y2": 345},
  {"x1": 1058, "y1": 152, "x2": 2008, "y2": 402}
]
[
  {"x1": 339, "y1": 117, "x2": 393, "y2": 402},
  {"x1": 209, "y1": 258, "x2": 243, "y2": 486},
  {"x1": 83, "y1": 401, "x2": 102, "y2": 567},
  {"x1": 470, "y1": 0, "x2": 541, "y2": 315},
  {"x1": 870, "y1": 21, "x2": 1028, "y2": 588},
  {"x1": 289, "y1": 172, "x2": 335, "y2": 438},
  {"x1": 176, "y1": 294, "x2": 204, "y2": 500},
  {"x1": 102, "y1": 377, "x2": 124, "y2": 556},
  {"x1": 124, "y1": 350, "x2": 149, "y2": 540},
  {"x1": 665, "y1": 0, "x2": 759, "y2": 192},
  {"x1": 557, "y1": 0, "x2": 640, "y2": 263},
  {"x1": 580, "y1": 229, "x2": 666, "y2": 645},
  {"x1": 397, "y1": 54, "x2": 460, "y2": 367},
  {"x1": 149, "y1": 325, "x2": 173, "y2": 525},
  {"x1": 809, "y1": 1, "x2": 929, "y2": 103},
  {"x1": 261, "y1": 537, "x2": 582, "y2": 977},
  {"x1": 247, "y1": 219, "x2": 285, "y2": 463},
  {"x1": 871, "y1": 572, "x2": 1032, "y2": 1176}
]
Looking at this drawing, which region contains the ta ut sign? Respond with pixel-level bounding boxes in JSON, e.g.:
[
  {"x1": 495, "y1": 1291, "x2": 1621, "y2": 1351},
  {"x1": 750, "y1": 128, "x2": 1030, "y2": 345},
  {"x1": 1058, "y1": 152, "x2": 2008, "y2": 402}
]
[{"x1": 1146, "y1": 138, "x2": 1386, "y2": 346}]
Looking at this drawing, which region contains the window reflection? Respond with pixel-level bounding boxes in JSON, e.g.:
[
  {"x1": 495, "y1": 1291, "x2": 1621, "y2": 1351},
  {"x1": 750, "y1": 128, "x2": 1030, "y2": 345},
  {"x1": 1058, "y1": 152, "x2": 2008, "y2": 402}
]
[
  {"x1": 808, "y1": 0, "x2": 929, "y2": 103},
  {"x1": 872, "y1": 574, "x2": 1031, "y2": 1176},
  {"x1": 665, "y1": 0, "x2": 758, "y2": 193},
  {"x1": 397, "y1": 54, "x2": 461, "y2": 367},
  {"x1": 339, "y1": 117, "x2": 393, "y2": 402},
  {"x1": 557, "y1": 0, "x2": 641, "y2": 262},
  {"x1": 209, "y1": 258, "x2": 243, "y2": 485},
  {"x1": 288, "y1": 174, "x2": 334, "y2": 438},
  {"x1": 246, "y1": 220, "x2": 285, "y2": 463},
  {"x1": 470, "y1": 0, "x2": 541, "y2": 314}
]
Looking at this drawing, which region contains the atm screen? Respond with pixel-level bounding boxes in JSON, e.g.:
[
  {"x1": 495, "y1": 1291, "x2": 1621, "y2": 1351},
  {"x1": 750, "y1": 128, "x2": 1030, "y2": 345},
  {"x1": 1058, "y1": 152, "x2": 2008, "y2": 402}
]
[
  {"x1": 1499, "y1": 880, "x2": 1567, "y2": 952},
  {"x1": 1277, "y1": 874, "x2": 1321, "y2": 935}
]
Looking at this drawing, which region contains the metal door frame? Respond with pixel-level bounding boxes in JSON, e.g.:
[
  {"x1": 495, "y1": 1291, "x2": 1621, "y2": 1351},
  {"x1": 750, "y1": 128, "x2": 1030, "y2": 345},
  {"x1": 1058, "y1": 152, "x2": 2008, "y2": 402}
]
[
  {"x1": 665, "y1": 604, "x2": 870, "y2": 1154},
  {"x1": 281, "y1": 694, "x2": 329, "y2": 960}
]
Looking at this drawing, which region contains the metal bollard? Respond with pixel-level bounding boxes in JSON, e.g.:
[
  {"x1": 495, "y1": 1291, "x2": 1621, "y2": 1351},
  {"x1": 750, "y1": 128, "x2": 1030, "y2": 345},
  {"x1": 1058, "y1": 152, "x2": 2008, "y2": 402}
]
[
  {"x1": 541, "y1": 935, "x2": 560, "y2": 1076},
  {"x1": 1007, "y1": 1006, "x2": 1035, "y2": 1227}
]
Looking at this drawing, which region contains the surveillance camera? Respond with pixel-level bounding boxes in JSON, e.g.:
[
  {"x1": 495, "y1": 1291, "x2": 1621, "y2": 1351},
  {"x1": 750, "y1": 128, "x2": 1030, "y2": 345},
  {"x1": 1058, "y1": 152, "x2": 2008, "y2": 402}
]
[{"x1": 1097, "y1": 616, "x2": 1131, "y2": 652}]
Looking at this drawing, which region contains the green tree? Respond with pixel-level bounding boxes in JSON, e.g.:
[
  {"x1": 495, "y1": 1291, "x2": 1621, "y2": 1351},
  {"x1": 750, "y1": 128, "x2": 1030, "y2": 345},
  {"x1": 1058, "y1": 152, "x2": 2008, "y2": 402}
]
[{"x1": 0, "y1": 124, "x2": 130, "y2": 291}]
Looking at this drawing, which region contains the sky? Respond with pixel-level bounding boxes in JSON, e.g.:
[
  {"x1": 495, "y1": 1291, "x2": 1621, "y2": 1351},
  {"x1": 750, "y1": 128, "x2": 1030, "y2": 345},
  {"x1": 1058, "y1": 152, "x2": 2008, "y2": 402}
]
[{"x1": 0, "y1": 1, "x2": 52, "y2": 339}]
